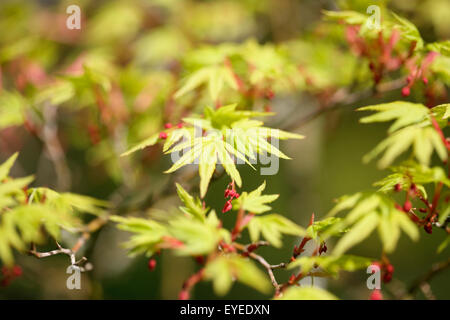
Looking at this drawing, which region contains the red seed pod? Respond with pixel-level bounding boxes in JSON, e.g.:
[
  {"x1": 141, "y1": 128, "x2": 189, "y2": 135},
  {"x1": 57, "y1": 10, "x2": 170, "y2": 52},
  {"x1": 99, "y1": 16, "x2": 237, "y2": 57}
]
[
  {"x1": 403, "y1": 200, "x2": 412, "y2": 212},
  {"x1": 11, "y1": 265, "x2": 22, "y2": 277},
  {"x1": 370, "y1": 289, "x2": 383, "y2": 300},
  {"x1": 394, "y1": 183, "x2": 402, "y2": 192},
  {"x1": 424, "y1": 223, "x2": 432, "y2": 234},
  {"x1": 232, "y1": 192, "x2": 240, "y2": 199},
  {"x1": 422, "y1": 77, "x2": 428, "y2": 85},
  {"x1": 159, "y1": 132, "x2": 168, "y2": 139},
  {"x1": 222, "y1": 200, "x2": 232, "y2": 213},
  {"x1": 164, "y1": 123, "x2": 172, "y2": 129},
  {"x1": 401, "y1": 86, "x2": 411, "y2": 97},
  {"x1": 177, "y1": 123, "x2": 183, "y2": 128},
  {"x1": 148, "y1": 258, "x2": 157, "y2": 271},
  {"x1": 224, "y1": 189, "x2": 231, "y2": 198},
  {"x1": 406, "y1": 75, "x2": 413, "y2": 83}
]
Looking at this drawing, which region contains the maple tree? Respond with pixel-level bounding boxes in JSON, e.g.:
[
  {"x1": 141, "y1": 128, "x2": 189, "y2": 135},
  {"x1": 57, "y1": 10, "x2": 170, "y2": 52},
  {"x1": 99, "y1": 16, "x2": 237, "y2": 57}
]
[{"x1": 0, "y1": 0, "x2": 449, "y2": 300}]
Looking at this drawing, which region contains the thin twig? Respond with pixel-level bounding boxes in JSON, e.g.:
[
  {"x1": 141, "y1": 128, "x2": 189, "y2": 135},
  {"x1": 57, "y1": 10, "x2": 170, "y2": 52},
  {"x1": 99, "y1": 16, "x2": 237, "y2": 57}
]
[
  {"x1": 40, "y1": 103, "x2": 71, "y2": 190},
  {"x1": 406, "y1": 258, "x2": 450, "y2": 298},
  {"x1": 282, "y1": 78, "x2": 405, "y2": 131},
  {"x1": 29, "y1": 241, "x2": 92, "y2": 272}
]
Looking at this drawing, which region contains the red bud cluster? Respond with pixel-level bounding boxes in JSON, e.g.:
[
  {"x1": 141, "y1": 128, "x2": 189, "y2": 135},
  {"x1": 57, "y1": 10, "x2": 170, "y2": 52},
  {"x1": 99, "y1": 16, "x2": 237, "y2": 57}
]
[
  {"x1": 222, "y1": 184, "x2": 240, "y2": 213},
  {"x1": 372, "y1": 261, "x2": 394, "y2": 283},
  {"x1": 1, "y1": 265, "x2": 22, "y2": 287}
]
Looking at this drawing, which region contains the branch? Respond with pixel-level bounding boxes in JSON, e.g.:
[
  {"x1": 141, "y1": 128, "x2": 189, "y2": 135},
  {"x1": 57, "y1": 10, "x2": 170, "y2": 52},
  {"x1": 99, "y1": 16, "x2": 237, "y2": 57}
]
[
  {"x1": 282, "y1": 78, "x2": 405, "y2": 131},
  {"x1": 29, "y1": 242, "x2": 92, "y2": 272},
  {"x1": 39, "y1": 103, "x2": 71, "y2": 191},
  {"x1": 234, "y1": 242, "x2": 286, "y2": 291},
  {"x1": 406, "y1": 258, "x2": 450, "y2": 298},
  {"x1": 179, "y1": 268, "x2": 205, "y2": 300},
  {"x1": 247, "y1": 251, "x2": 281, "y2": 290}
]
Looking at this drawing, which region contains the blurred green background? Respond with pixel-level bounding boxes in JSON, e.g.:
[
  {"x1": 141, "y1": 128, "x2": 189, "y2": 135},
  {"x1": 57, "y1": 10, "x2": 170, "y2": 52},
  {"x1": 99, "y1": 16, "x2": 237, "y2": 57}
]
[{"x1": 0, "y1": 0, "x2": 448, "y2": 299}]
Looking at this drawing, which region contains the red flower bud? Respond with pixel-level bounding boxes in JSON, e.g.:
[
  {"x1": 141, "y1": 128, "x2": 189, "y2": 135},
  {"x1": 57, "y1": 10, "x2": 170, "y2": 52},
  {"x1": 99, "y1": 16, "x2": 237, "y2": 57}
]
[
  {"x1": 148, "y1": 258, "x2": 157, "y2": 271},
  {"x1": 164, "y1": 123, "x2": 172, "y2": 129},
  {"x1": 224, "y1": 189, "x2": 231, "y2": 198},
  {"x1": 222, "y1": 200, "x2": 232, "y2": 213},
  {"x1": 370, "y1": 289, "x2": 383, "y2": 300},
  {"x1": 403, "y1": 200, "x2": 412, "y2": 212},
  {"x1": 422, "y1": 77, "x2": 428, "y2": 85},
  {"x1": 394, "y1": 184, "x2": 402, "y2": 192},
  {"x1": 177, "y1": 123, "x2": 183, "y2": 128},
  {"x1": 383, "y1": 273, "x2": 392, "y2": 283},
  {"x1": 401, "y1": 86, "x2": 410, "y2": 97},
  {"x1": 424, "y1": 223, "x2": 432, "y2": 234},
  {"x1": 179, "y1": 290, "x2": 189, "y2": 300},
  {"x1": 159, "y1": 132, "x2": 168, "y2": 139},
  {"x1": 385, "y1": 264, "x2": 394, "y2": 274},
  {"x1": 371, "y1": 261, "x2": 382, "y2": 270},
  {"x1": 12, "y1": 265, "x2": 22, "y2": 277}
]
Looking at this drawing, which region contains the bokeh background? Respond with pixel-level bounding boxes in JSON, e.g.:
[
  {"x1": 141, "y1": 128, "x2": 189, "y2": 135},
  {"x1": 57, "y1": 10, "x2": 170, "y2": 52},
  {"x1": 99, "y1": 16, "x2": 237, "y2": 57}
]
[{"x1": 0, "y1": 0, "x2": 449, "y2": 299}]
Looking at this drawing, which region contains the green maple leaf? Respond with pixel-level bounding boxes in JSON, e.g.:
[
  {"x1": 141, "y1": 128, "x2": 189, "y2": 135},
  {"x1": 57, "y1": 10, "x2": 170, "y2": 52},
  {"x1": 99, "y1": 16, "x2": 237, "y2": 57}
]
[
  {"x1": 247, "y1": 214, "x2": 305, "y2": 248},
  {"x1": 163, "y1": 104, "x2": 303, "y2": 198},
  {"x1": 204, "y1": 254, "x2": 271, "y2": 296},
  {"x1": 359, "y1": 102, "x2": 448, "y2": 168},
  {"x1": 232, "y1": 181, "x2": 279, "y2": 214},
  {"x1": 326, "y1": 192, "x2": 419, "y2": 254}
]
